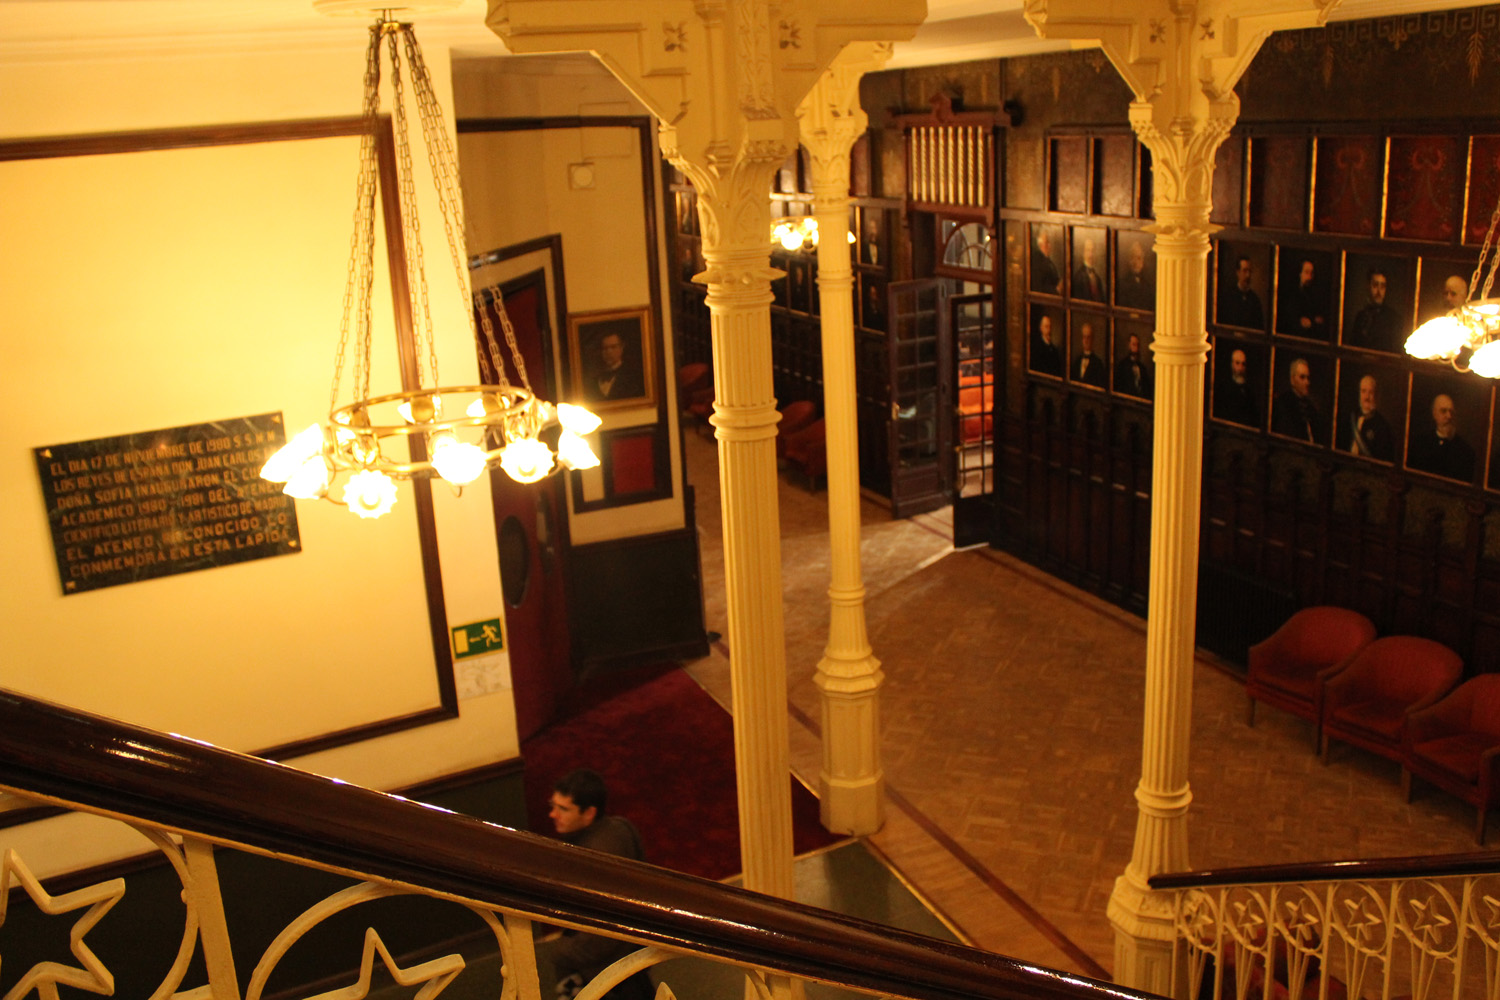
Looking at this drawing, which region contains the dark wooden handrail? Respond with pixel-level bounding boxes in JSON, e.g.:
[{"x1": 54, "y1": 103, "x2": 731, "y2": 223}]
[
  {"x1": 0, "y1": 689, "x2": 1157, "y2": 1000},
  {"x1": 1149, "y1": 850, "x2": 1500, "y2": 891}
]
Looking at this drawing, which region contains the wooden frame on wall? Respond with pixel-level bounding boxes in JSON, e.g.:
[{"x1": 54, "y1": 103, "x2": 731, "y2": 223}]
[{"x1": 0, "y1": 116, "x2": 459, "y2": 828}]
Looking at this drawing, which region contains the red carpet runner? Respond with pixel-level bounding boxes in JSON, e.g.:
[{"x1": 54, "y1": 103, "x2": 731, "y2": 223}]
[{"x1": 520, "y1": 665, "x2": 840, "y2": 881}]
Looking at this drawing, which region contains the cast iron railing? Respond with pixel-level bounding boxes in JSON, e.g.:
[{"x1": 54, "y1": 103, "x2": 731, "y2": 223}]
[
  {"x1": 1151, "y1": 852, "x2": 1500, "y2": 999},
  {"x1": 0, "y1": 689, "x2": 1156, "y2": 1000}
]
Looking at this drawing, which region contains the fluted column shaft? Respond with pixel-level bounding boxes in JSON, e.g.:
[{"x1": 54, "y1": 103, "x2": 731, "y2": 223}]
[
  {"x1": 702, "y1": 230, "x2": 797, "y2": 900},
  {"x1": 799, "y1": 45, "x2": 890, "y2": 836}
]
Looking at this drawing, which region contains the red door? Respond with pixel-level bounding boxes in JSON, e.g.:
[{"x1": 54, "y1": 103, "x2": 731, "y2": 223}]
[{"x1": 476, "y1": 273, "x2": 572, "y2": 740}]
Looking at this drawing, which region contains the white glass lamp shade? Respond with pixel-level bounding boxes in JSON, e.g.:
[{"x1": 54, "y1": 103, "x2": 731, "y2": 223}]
[
  {"x1": 1405, "y1": 315, "x2": 1470, "y2": 361},
  {"x1": 499, "y1": 437, "x2": 555, "y2": 484},
  {"x1": 556, "y1": 402, "x2": 602, "y2": 435},
  {"x1": 342, "y1": 469, "x2": 398, "y2": 518},
  {"x1": 260, "y1": 423, "x2": 325, "y2": 482},
  {"x1": 557, "y1": 430, "x2": 600, "y2": 470},
  {"x1": 429, "y1": 433, "x2": 487, "y2": 485},
  {"x1": 1469, "y1": 340, "x2": 1500, "y2": 379},
  {"x1": 283, "y1": 455, "x2": 332, "y2": 500}
]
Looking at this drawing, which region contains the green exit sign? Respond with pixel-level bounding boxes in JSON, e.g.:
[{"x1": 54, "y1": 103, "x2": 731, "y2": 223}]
[{"x1": 451, "y1": 619, "x2": 503, "y2": 658}]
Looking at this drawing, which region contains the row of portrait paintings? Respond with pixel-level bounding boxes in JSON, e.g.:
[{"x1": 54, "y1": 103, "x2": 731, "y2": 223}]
[
  {"x1": 1028, "y1": 306, "x2": 1155, "y2": 399},
  {"x1": 1209, "y1": 241, "x2": 1475, "y2": 353},
  {"x1": 1029, "y1": 301, "x2": 1500, "y2": 488},
  {"x1": 1029, "y1": 223, "x2": 1157, "y2": 312},
  {"x1": 1029, "y1": 221, "x2": 1479, "y2": 357},
  {"x1": 1210, "y1": 339, "x2": 1498, "y2": 488}
]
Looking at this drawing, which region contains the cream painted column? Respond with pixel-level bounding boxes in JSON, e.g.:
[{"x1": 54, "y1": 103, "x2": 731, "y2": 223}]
[
  {"x1": 487, "y1": 0, "x2": 923, "y2": 897},
  {"x1": 1023, "y1": 1, "x2": 1339, "y2": 992},
  {"x1": 798, "y1": 43, "x2": 892, "y2": 836}
]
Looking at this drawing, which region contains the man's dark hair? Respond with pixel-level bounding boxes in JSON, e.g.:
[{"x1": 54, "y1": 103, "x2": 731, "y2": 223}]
[
  {"x1": 1368, "y1": 266, "x2": 1388, "y2": 283},
  {"x1": 554, "y1": 768, "x2": 607, "y2": 813}
]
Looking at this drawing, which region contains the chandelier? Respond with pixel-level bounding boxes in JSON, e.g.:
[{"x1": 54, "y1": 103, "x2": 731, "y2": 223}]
[
  {"x1": 769, "y1": 215, "x2": 855, "y2": 252},
  {"x1": 260, "y1": 11, "x2": 598, "y2": 519},
  {"x1": 1405, "y1": 192, "x2": 1500, "y2": 378}
]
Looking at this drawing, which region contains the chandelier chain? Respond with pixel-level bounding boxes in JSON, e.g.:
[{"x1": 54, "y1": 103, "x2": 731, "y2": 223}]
[
  {"x1": 386, "y1": 25, "x2": 442, "y2": 392},
  {"x1": 474, "y1": 291, "x2": 512, "y2": 389},
  {"x1": 402, "y1": 27, "x2": 485, "y2": 377},
  {"x1": 331, "y1": 26, "x2": 384, "y2": 414},
  {"x1": 1474, "y1": 180, "x2": 1500, "y2": 304}
]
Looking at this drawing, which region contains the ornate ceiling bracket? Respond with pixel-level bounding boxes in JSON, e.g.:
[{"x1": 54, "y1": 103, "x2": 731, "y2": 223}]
[{"x1": 1023, "y1": 0, "x2": 1341, "y2": 225}]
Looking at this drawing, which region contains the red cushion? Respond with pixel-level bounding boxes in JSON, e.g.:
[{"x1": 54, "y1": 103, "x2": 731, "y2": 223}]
[
  {"x1": 1411, "y1": 734, "x2": 1500, "y2": 782},
  {"x1": 1329, "y1": 700, "x2": 1408, "y2": 742}
]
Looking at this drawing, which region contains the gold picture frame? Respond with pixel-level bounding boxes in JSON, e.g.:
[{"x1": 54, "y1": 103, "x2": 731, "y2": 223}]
[{"x1": 568, "y1": 306, "x2": 656, "y2": 412}]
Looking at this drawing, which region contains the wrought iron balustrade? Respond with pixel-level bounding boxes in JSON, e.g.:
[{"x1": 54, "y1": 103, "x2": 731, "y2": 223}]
[
  {"x1": 0, "y1": 689, "x2": 1156, "y2": 1000},
  {"x1": 1151, "y1": 853, "x2": 1500, "y2": 1000}
]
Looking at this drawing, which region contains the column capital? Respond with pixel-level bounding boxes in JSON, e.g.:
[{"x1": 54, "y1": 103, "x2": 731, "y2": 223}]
[{"x1": 798, "y1": 42, "x2": 892, "y2": 197}]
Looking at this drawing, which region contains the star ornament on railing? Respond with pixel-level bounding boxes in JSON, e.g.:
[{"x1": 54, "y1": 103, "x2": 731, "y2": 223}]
[
  {"x1": 1482, "y1": 893, "x2": 1500, "y2": 935},
  {"x1": 1230, "y1": 897, "x2": 1267, "y2": 935},
  {"x1": 1180, "y1": 892, "x2": 1218, "y2": 943},
  {"x1": 303, "y1": 927, "x2": 464, "y2": 1000},
  {"x1": 1340, "y1": 896, "x2": 1385, "y2": 943},
  {"x1": 0, "y1": 848, "x2": 125, "y2": 999},
  {"x1": 1281, "y1": 897, "x2": 1321, "y2": 944},
  {"x1": 1406, "y1": 896, "x2": 1454, "y2": 945}
]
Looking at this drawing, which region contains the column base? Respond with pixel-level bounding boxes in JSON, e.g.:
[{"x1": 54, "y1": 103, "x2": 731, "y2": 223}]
[
  {"x1": 1106, "y1": 870, "x2": 1184, "y2": 997},
  {"x1": 818, "y1": 770, "x2": 884, "y2": 835}
]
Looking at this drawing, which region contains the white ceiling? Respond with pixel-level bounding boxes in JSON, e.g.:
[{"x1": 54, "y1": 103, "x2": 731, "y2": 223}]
[{"x1": 0, "y1": 0, "x2": 1486, "y2": 67}]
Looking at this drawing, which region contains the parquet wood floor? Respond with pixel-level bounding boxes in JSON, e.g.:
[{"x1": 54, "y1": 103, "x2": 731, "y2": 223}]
[{"x1": 678, "y1": 428, "x2": 1480, "y2": 981}]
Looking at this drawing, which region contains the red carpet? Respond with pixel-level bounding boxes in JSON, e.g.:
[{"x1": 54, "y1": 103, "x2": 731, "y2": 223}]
[{"x1": 520, "y1": 665, "x2": 840, "y2": 881}]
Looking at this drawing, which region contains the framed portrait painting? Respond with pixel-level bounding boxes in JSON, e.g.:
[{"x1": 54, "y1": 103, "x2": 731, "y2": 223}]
[{"x1": 569, "y1": 306, "x2": 656, "y2": 411}]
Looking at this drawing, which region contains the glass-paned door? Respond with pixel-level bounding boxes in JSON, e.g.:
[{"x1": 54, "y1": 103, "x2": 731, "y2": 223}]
[
  {"x1": 950, "y1": 292, "x2": 996, "y2": 547},
  {"x1": 886, "y1": 278, "x2": 949, "y2": 518}
]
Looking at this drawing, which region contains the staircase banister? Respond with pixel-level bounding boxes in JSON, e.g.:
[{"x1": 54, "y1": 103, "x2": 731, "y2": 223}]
[
  {"x1": 0, "y1": 689, "x2": 1156, "y2": 1000},
  {"x1": 1148, "y1": 849, "x2": 1500, "y2": 890}
]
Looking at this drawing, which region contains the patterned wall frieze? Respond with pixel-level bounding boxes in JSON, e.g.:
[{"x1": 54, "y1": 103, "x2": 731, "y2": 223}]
[{"x1": 1242, "y1": 5, "x2": 1500, "y2": 120}]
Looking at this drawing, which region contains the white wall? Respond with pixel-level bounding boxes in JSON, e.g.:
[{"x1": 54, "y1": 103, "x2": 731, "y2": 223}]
[{"x1": 0, "y1": 35, "x2": 520, "y2": 876}]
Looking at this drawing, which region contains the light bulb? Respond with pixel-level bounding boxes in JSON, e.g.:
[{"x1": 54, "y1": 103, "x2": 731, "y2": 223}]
[
  {"x1": 1405, "y1": 315, "x2": 1469, "y2": 360},
  {"x1": 430, "y1": 433, "x2": 487, "y2": 485},
  {"x1": 343, "y1": 469, "x2": 397, "y2": 518},
  {"x1": 499, "y1": 437, "x2": 555, "y2": 484},
  {"x1": 1470, "y1": 340, "x2": 1500, "y2": 378},
  {"x1": 557, "y1": 402, "x2": 602, "y2": 435},
  {"x1": 778, "y1": 226, "x2": 803, "y2": 251},
  {"x1": 466, "y1": 397, "x2": 489, "y2": 418},
  {"x1": 260, "y1": 424, "x2": 324, "y2": 482},
  {"x1": 398, "y1": 395, "x2": 441, "y2": 423},
  {"x1": 283, "y1": 455, "x2": 331, "y2": 500},
  {"x1": 557, "y1": 430, "x2": 600, "y2": 470}
]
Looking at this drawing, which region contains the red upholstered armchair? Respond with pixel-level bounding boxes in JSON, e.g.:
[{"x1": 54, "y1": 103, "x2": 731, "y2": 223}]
[
  {"x1": 775, "y1": 400, "x2": 819, "y2": 462},
  {"x1": 1245, "y1": 607, "x2": 1376, "y2": 745},
  {"x1": 676, "y1": 363, "x2": 714, "y2": 435},
  {"x1": 1320, "y1": 636, "x2": 1463, "y2": 768},
  {"x1": 1403, "y1": 674, "x2": 1500, "y2": 843},
  {"x1": 782, "y1": 418, "x2": 827, "y2": 491}
]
